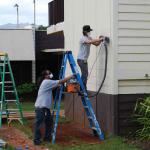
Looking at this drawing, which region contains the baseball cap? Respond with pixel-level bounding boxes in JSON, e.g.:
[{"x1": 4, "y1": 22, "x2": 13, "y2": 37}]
[{"x1": 83, "y1": 25, "x2": 93, "y2": 32}]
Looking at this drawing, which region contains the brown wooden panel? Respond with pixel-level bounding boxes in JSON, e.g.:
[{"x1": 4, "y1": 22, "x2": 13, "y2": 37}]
[
  {"x1": 64, "y1": 92, "x2": 118, "y2": 136},
  {"x1": 118, "y1": 94, "x2": 147, "y2": 135},
  {"x1": 73, "y1": 94, "x2": 85, "y2": 125},
  {"x1": 64, "y1": 92, "x2": 148, "y2": 136},
  {"x1": 96, "y1": 93, "x2": 118, "y2": 135},
  {"x1": 64, "y1": 93, "x2": 74, "y2": 120}
]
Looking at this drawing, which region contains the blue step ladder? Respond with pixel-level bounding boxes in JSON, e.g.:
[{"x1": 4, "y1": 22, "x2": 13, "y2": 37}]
[{"x1": 52, "y1": 51, "x2": 104, "y2": 144}]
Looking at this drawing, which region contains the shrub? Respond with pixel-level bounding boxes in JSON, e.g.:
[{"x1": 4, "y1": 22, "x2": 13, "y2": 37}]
[
  {"x1": 17, "y1": 83, "x2": 37, "y2": 96},
  {"x1": 134, "y1": 96, "x2": 150, "y2": 140}
]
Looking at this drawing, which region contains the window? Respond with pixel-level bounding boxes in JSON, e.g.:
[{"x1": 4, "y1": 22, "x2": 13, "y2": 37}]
[{"x1": 48, "y1": 0, "x2": 64, "y2": 26}]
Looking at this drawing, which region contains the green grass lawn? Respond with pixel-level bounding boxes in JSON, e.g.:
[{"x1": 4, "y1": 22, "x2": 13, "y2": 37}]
[
  {"x1": 6, "y1": 101, "x2": 35, "y2": 112},
  {"x1": 5, "y1": 137, "x2": 141, "y2": 150},
  {"x1": 21, "y1": 102, "x2": 35, "y2": 111},
  {"x1": 21, "y1": 101, "x2": 65, "y2": 111},
  {"x1": 8, "y1": 101, "x2": 65, "y2": 112},
  {"x1": 5, "y1": 145, "x2": 14, "y2": 150},
  {"x1": 46, "y1": 137, "x2": 141, "y2": 150}
]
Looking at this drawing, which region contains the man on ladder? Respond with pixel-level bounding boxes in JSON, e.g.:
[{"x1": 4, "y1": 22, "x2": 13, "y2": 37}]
[{"x1": 77, "y1": 25, "x2": 103, "y2": 89}]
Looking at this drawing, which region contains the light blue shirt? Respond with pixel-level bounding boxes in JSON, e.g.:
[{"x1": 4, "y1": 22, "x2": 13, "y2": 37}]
[
  {"x1": 35, "y1": 79, "x2": 59, "y2": 109},
  {"x1": 77, "y1": 35, "x2": 92, "y2": 60}
]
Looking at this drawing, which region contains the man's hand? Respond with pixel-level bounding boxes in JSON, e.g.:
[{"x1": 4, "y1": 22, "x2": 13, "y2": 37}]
[
  {"x1": 99, "y1": 36, "x2": 104, "y2": 41},
  {"x1": 72, "y1": 73, "x2": 77, "y2": 79},
  {"x1": 59, "y1": 75, "x2": 75, "y2": 84}
]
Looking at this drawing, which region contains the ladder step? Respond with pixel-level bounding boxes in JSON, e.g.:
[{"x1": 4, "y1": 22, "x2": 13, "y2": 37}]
[
  {"x1": 4, "y1": 91, "x2": 14, "y2": 93},
  {"x1": 91, "y1": 127, "x2": 97, "y2": 130},
  {"x1": 88, "y1": 116, "x2": 93, "y2": 120},
  {"x1": 84, "y1": 106, "x2": 89, "y2": 109},
  {"x1": 0, "y1": 81, "x2": 12, "y2": 84},
  {"x1": 8, "y1": 117, "x2": 21, "y2": 119},
  {"x1": 5, "y1": 81, "x2": 12, "y2": 83},
  {"x1": 0, "y1": 63, "x2": 8, "y2": 65},
  {"x1": 0, "y1": 72, "x2": 10, "y2": 74},
  {"x1": 5, "y1": 72, "x2": 10, "y2": 74},
  {"x1": 6, "y1": 109, "x2": 19, "y2": 111},
  {"x1": 1, "y1": 111, "x2": 16, "y2": 115},
  {"x1": 5, "y1": 100, "x2": 16, "y2": 102},
  {"x1": 53, "y1": 109, "x2": 57, "y2": 112},
  {"x1": 4, "y1": 85, "x2": 13, "y2": 88}
]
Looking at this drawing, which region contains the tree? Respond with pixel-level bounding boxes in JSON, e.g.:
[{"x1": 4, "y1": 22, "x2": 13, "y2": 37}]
[{"x1": 37, "y1": 25, "x2": 47, "y2": 30}]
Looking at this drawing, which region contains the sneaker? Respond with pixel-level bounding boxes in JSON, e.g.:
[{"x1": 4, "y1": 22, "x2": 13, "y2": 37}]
[
  {"x1": 34, "y1": 140, "x2": 41, "y2": 145},
  {"x1": 43, "y1": 138, "x2": 51, "y2": 143}
]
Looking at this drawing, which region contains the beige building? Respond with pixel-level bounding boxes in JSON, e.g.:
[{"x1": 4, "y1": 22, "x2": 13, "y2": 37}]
[
  {"x1": 47, "y1": 0, "x2": 150, "y2": 135},
  {"x1": 0, "y1": 29, "x2": 35, "y2": 84}
]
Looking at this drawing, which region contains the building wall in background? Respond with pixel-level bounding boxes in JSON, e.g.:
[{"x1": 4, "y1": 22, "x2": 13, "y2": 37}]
[
  {"x1": 47, "y1": 0, "x2": 150, "y2": 135},
  {"x1": 64, "y1": 0, "x2": 118, "y2": 94},
  {"x1": 0, "y1": 29, "x2": 35, "y2": 84},
  {"x1": 0, "y1": 29, "x2": 35, "y2": 61},
  {"x1": 11, "y1": 61, "x2": 32, "y2": 85}
]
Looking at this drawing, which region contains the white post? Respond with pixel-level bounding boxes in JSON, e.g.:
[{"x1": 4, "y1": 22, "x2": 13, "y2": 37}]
[
  {"x1": 14, "y1": 4, "x2": 19, "y2": 28},
  {"x1": 33, "y1": 0, "x2": 36, "y2": 26},
  {"x1": 32, "y1": 0, "x2": 36, "y2": 83},
  {"x1": 32, "y1": 60, "x2": 36, "y2": 83}
]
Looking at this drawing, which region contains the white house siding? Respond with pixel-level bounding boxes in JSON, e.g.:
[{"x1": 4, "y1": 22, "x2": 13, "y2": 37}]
[
  {"x1": 118, "y1": 0, "x2": 150, "y2": 94},
  {"x1": 64, "y1": 0, "x2": 117, "y2": 94},
  {"x1": 0, "y1": 29, "x2": 35, "y2": 61}
]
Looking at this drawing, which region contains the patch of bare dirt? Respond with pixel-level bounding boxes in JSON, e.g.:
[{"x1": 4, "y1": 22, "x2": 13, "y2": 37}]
[
  {"x1": 0, "y1": 125, "x2": 51, "y2": 150},
  {"x1": 0, "y1": 116, "x2": 102, "y2": 149},
  {"x1": 40, "y1": 122, "x2": 101, "y2": 146}
]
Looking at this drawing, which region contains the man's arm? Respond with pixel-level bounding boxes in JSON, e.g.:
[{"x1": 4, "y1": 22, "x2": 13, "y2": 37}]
[
  {"x1": 58, "y1": 75, "x2": 74, "y2": 84},
  {"x1": 84, "y1": 38, "x2": 103, "y2": 46}
]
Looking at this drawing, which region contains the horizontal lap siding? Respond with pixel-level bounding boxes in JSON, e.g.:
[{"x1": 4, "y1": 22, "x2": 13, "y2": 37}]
[
  {"x1": 119, "y1": 0, "x2": 150, "y2": 5},
  {"x1": 119, "y1": 13, "x2": 150, "y2": 21},
  {"x1": 118, "y1": 0, "x2": 150, "y2": 94},
  {"x1": 118, "y1": 45, "x2": 150, "y2": 53}
]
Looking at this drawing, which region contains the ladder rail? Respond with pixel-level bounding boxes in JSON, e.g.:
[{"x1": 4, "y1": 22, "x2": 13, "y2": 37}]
[
  {"x1": 52, "y1": 85, "x2": 64, "y2": 144},
  {"x1": 67, "y1": 52, "x2": 99, "y2": 129},
  {"x1": 53, "y1": 53, "x2": 67, "y2": 113},
  {"x1": 52, "y1": 52, "x2": 68, "y2": 144},
  {"x1": 68, "y1": 51, "x2": 104, "y2": 139},
  {"x1": 7, "y1": 56, "x2": 24, "y2": 123},
  {"x1": 0, "y1": 57, "x2": 6, "y2": 127}
]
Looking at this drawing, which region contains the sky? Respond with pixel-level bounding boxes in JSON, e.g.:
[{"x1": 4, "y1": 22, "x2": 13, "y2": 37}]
[{"x1": 0, "y1": 0, "x2": 52, "y2": 26}]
